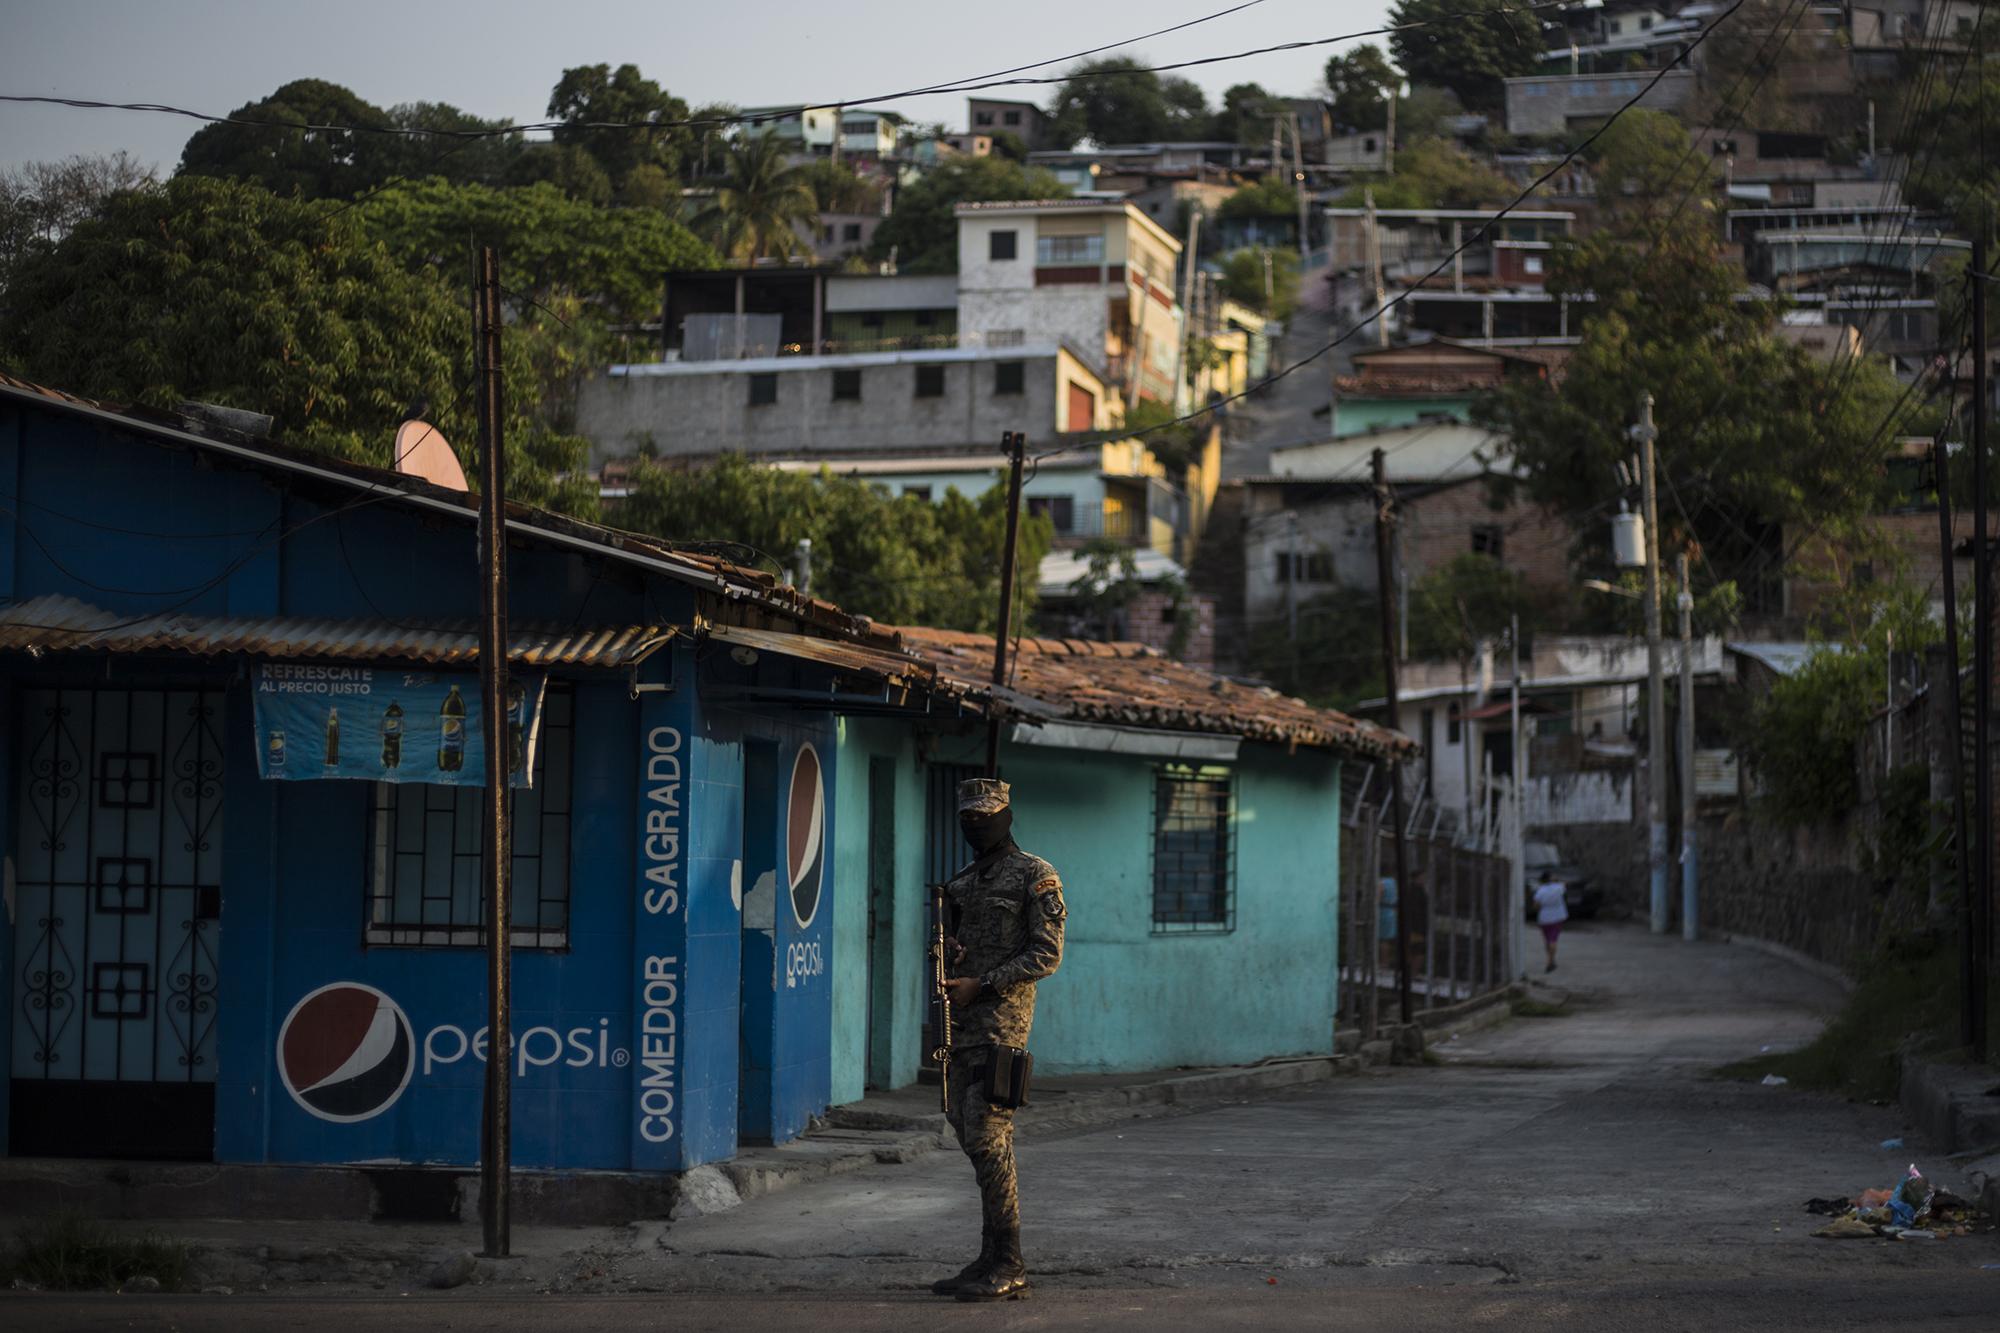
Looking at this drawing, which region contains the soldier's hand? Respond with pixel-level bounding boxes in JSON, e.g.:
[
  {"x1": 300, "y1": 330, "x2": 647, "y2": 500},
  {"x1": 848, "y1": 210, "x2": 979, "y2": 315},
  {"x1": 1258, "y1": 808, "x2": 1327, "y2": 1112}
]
[
  {"x1": 943, "y1": 977, "x2": 983, "y2": 1006},
  {"x1": 943, "y1": 936, "x2": 966, "y2": 964}
]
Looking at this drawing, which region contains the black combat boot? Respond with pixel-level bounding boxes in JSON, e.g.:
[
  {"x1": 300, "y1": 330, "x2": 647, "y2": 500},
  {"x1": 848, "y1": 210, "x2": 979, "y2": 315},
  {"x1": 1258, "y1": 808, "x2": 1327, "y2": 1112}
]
[
  {"x1": 955, "y1": 1226, "x2": 1028, "y2": 1301},
  {"x1": 929, "y1": 1227, "x2": 992, "y2": 1296}
]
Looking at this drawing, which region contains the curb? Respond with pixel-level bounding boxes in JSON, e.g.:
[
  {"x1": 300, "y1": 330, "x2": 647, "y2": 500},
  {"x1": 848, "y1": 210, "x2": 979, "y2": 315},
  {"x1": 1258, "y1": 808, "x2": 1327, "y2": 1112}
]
[
  {"x1": 1898, "y1": 1049, "x2": 2000, "y2": 1157},
  {"x1": 1719, "y1": 932, "x2": 1857, "y2": 994},
  {"x1": 681, "y1": 1058, "x2": 1345, "y2": 1220}
]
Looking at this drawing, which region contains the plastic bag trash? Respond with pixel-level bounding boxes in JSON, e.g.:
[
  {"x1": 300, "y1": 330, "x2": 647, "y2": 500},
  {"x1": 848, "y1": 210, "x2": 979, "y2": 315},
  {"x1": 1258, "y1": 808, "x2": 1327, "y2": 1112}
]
[
  {"x1": 1804, "y1": 1197, "x2": 1851, "y2": 1216},
  {"x1": 1887, "y1": 1167, "x2": 1935, "y2": 1228},
  {"x1": 1858, "y1": 1187, "x2": 1895, "y2": 1208},
  {"x1": 1893, "y1": 1228, "x2": 1938, "y2": 1241},
  {"x1": 1880, "y1": 1137, "x2": 1904, "y2": 1150},
  {"x1": 1761, "y1": 1073, "x2": 1789, "y2": 1086},
  {"x1": 1813, "y1": 1217, "x2": 1878, "y2": 1239}
]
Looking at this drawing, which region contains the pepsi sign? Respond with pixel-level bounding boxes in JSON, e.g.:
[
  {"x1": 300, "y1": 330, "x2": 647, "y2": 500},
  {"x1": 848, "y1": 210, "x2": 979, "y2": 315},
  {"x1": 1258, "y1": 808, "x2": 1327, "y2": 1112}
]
[
  {"x1": 277, "y1": 982, "x2": 415, "y2": 1123},
  {"x1": 786, "y1": 743, "x2": 825, "y2": 928}
]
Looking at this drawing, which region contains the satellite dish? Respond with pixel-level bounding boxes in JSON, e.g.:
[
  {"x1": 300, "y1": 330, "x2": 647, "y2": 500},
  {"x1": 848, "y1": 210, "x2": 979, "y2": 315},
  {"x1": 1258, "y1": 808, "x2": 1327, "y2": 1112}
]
[{"x1": 393, "y1": 420, "x2": 468, "y2": 492}]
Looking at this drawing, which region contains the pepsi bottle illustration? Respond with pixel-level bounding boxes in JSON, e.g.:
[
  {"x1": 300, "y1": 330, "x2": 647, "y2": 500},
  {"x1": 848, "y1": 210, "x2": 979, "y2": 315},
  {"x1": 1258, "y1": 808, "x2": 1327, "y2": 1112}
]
[
  {"x1": 439, "y1": 685, "x2": 466, "y2": 772},
  {"x1": 266, "y1": 728, "x2": 286, "y2": 775},
  {"x1": 381, "y1": 701, "x2": 404, "y2": 770},
  {"x1": 324, "y1": 708, "x2": 340, "y2": 768},
  {"x1": 506, "y1": 681, "x2": 526, "y2": 775}
]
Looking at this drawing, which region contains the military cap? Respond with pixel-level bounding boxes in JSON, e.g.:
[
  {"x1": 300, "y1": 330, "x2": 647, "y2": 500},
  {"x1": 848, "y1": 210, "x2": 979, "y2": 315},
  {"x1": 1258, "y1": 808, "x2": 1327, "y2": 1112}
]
[{"x1": 957, "y1": 777, "x2": 1011, "y2": 814}]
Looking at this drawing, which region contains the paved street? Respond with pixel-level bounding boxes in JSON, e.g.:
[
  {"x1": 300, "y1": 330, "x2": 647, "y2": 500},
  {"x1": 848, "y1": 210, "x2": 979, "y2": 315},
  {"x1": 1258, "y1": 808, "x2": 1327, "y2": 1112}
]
[{"x1": 10, "y1": 921, "x2": 2000, "y2": 1328}]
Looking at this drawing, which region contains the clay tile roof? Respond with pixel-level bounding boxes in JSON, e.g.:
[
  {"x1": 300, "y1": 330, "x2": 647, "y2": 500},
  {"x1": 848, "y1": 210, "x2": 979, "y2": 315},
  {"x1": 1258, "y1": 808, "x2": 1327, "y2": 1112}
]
[{"x1": 892, "y1": 626, "x2": 1414, "y2": 760}]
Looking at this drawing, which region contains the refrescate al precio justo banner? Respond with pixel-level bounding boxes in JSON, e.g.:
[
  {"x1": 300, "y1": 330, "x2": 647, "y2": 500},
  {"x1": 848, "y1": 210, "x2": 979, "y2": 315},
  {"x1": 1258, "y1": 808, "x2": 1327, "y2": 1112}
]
[{"x1": 252, "y1": 664, "x2": 546, "y2": 786}]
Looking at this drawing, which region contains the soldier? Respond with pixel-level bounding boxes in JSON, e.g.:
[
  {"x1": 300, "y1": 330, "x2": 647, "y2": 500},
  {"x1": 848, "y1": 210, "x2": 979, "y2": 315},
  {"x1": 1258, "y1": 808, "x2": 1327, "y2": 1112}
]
[{"x1": 931, "y1": 777, "x2": 1065, "y2": 1302}]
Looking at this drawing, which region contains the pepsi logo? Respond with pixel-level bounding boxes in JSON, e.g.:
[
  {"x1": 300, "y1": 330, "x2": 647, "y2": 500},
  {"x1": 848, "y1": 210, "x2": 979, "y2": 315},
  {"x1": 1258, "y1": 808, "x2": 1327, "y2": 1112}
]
[
  {"x1": 277, "y1": 982, "x2": 415, "y2": 1123},
  {"x1": 786, "y1": 744, "x2": 825, "y2": 928}
]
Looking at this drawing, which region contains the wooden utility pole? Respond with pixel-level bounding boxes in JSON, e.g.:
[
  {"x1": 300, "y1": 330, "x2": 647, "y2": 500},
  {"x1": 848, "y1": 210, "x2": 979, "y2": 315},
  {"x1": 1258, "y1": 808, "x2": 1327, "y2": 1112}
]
[
  {"x1": 986, "y1": 431, "x2": 1027, "y2": 776},
  {"x1": 1172, "y1": 209, "x2": 1201, "y2": 411},
  {"x1": 1372, "y1": 447, "x2": 1415, "y2": 1025},
  {"x1": 473, "y1": 245, "x2": 514, "y2": 1258},
  {"x1": 1973, "y1": 234, "x2": 1991, "y2": 1061},
  {"x1": 1365, "y1": 187, "x2": 1388, "y2": 350},
  {"x1": 1934, "y1": 431, "x2": 1974, "y2": 1049}
]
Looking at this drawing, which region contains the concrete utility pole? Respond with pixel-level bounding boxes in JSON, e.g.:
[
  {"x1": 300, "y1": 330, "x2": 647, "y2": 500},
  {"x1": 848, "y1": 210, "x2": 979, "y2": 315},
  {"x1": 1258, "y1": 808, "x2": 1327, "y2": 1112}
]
[
  {"x1": 1372, "y1": 447, "x2": 1415, "y2": 1025},
  {"x1": 1510, "y1": 614, "x2": 1527, "y2": 980},
  {"x1": 473, "y1": 244, "x2": 514, "y2": 1259},
  {"x1": 1383, "y1": 88, "x2": 1396, "y2": 176},
  {"x1": 1365, "y1": 186, "x2": 1388, "y2": 349},
  {"x1": 1677, "y1": 551, "x2": 1697, "y2": 944},
  {"x1": 1635, "y1": 395, "x2": 1669, "y2": 935},
  {"x1": 1290, "y1": 111, "x2": 1310, "y2": 263},
  {"x1": 1172, "y1": 209, "x2": 1201, "y2": 413}
]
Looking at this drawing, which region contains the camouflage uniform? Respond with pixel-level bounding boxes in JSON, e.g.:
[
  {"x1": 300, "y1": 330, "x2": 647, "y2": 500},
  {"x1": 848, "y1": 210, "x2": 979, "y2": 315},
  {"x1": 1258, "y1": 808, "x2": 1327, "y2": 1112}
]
[
  {"x1": 943, "y1": 844, "x2": 1066, "y2": 1243},
  {"x1": 931, "y1": 777, "x2": 1064, "y2": 1300}
]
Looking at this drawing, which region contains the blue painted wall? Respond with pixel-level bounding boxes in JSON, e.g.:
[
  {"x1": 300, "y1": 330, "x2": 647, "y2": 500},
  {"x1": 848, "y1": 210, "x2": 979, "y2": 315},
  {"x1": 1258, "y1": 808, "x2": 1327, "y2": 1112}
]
[{"x1": 0, "y1": 401, "x2": 838, "y2": 1170}]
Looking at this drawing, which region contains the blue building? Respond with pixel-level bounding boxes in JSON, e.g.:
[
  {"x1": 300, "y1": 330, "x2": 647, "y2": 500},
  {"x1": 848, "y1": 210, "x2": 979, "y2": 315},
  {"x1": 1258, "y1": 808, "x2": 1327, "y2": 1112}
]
[
  {"x1": 0, "y1": 374, "x2": 1407, "y2": 1181},
  {"x1": 0, "y1": 375, "x2": 968, "y2": 1172}
]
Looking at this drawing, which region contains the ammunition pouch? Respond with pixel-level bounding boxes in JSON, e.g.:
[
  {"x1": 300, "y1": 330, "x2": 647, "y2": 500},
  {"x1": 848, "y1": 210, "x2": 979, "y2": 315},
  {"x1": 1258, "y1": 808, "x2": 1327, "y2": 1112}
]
[{"x1": 982, "y1": 1043, "x2": 1033, "y2": 1109}]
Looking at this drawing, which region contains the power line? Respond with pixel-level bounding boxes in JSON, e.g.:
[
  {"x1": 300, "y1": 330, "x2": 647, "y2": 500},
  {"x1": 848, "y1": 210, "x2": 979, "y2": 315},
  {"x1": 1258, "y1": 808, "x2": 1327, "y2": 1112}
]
[
  {"x1": 1038, "y1": 0, "x2": 1753, "y2": 463},
  {"x1": 0, "y1": 2, "x2": 1577, "y2": 145}
]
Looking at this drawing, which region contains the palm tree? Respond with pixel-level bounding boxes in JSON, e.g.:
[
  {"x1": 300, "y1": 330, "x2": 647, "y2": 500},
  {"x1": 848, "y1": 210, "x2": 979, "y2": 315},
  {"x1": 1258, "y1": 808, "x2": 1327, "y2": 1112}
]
[{"x1": 694, "y1": 131, "x2": 818, "y2": 262}]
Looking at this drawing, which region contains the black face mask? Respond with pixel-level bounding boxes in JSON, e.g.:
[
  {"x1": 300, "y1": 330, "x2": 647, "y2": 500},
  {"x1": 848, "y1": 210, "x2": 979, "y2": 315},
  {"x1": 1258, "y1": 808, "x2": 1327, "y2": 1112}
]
[{"x1": 960, "y1": 807, "x2": 1014, "y2": 854}]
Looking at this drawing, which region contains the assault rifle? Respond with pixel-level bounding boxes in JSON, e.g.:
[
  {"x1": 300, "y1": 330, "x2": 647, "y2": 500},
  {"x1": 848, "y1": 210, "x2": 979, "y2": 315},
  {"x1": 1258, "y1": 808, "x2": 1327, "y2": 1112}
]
[{"x1": 930, "y1": 882, "x2": 952, "y2": 1112}]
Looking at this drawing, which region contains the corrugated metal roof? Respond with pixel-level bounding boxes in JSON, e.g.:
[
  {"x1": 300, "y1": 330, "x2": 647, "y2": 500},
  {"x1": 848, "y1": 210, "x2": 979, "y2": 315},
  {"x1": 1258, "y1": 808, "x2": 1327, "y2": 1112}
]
[
  {"x1": 700, "y1": 622, "x2": 940, "y2": 687},
  {"x1": 0, "y1": 596, "x2": 676, "y2": 667}
]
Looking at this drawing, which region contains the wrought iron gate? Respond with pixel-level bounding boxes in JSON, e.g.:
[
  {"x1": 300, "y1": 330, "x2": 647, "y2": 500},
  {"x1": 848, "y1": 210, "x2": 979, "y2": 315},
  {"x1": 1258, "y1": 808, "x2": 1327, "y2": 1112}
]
[{"x1": 10, "y1": 686, "x2": 224, "y2": 1158}]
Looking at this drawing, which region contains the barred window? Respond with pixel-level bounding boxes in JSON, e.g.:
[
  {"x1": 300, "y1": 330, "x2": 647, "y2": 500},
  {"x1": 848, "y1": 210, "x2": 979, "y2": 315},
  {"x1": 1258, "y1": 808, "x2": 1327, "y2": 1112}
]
[
  {"x1": 1036, "y1": 233, "x2": 1104, "y2": 265},
  {"x1": 365, "y1": 684, "x2": 574, "y2": 948},
  {"x1": 1151, "y1": 764, "x2": 1234, "y2": 931}
]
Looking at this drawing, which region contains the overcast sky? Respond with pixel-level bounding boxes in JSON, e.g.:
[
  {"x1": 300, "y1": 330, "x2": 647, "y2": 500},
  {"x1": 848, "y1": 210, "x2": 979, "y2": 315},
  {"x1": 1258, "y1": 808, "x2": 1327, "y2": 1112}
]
[{"x1": 1, "y1": 0, "x2": 1395, "y2": 175}]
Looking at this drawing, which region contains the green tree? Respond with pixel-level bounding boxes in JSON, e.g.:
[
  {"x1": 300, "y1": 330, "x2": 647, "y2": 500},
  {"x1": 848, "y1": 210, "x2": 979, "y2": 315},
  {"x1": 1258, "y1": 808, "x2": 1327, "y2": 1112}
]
[
  {"x1": 1479, "y1": 220, "x2": 1916, "y2": 592},
  {"x1": 1325, "y1": 45, "x2": 1400, "y2": 131},
  {"x1": 687, "y1": 103, "x2": 740, "y2": 182},
  {"x1": 867, "y1": 156, "x2": 1070, "y2": 273},
  {"x1": 1218, "y1": 247, "x2": 1299, "y2": 319},
  {"x1": 502, "y1": 142, "x2": 614, "y2": 206},
  {"x1": 1897, "y1": 12, "x2": 2000, "y2": 245},
  {"x1": 1212, "y1": 83, "x2": 1276, "y2": 147},
  {"x1": 0, "y1": 152, "x2": 154, "y2": 296},
  {"x1": 1218, "y1": 176, "x2": 1301, "y2": 220},
  {"x1": 1737, "y1": 581, "x2": 1949, "y2": 824},
  {"x1": 358, "y1": 177, "x2": 716, "y2": 322},
  {"x1": 616, "y1": 455, "x2": 1052, "y2": 632},
  {"x1": 376, "y1": 102, "x2": 527, "y2": 189},
  {"x1": 547, "y1": 63, "x2": 692, "y2": 197},
  {"x1": 1388, "y1": 0, "x2": 1544, "y2": 113},
  {"x1": 0, "y1": 175, "x2": 593, "y2": 513},
  {"x1": 1045, "y1": 57, "x2": 1209, "y2": 147},
  {"x1": 1585, "y1": 110, "x2": 1714, "y2": 234},
  {"x1": 176, "y1": 78, "x2": 396, "y2": 199},
  {"x1": 1406, "y1": 553, "x2": 1544, "y2": 663},
  {"x1": 1332, "y1": 137, "x2": 1514, "y2": 208},
  {"x1": 800, "y1": 159, "x2": 880, "y2": 214},
  {"x1": 693, "y1": 132, "x2": 819, "y2": 262}
]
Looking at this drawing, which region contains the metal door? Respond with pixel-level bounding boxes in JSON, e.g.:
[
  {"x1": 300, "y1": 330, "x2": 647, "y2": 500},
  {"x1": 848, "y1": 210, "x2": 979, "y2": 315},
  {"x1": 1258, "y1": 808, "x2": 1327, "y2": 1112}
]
[{"x1": 10, "y1": 686, "x2": 225, "y2": 1159}]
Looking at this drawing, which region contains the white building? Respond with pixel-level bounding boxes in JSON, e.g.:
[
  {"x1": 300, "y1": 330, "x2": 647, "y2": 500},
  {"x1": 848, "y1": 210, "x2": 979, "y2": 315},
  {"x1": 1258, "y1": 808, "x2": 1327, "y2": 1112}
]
[{"x1": 953, "y1": 199, "x2": 1186, "y2": 404}]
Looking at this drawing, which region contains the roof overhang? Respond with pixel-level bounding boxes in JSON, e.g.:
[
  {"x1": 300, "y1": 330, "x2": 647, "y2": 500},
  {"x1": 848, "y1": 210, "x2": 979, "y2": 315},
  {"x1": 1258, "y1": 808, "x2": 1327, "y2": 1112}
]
[{"x1": 0, "y1": 595, "x2": 678, "y2": 668}]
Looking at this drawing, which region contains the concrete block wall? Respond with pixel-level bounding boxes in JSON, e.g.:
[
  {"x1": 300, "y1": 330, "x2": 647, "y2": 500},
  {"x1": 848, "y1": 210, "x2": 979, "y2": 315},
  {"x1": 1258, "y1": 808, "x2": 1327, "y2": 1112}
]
[{"x1": 1694, "y1": 813, "x2": 1876, "y2": 974}]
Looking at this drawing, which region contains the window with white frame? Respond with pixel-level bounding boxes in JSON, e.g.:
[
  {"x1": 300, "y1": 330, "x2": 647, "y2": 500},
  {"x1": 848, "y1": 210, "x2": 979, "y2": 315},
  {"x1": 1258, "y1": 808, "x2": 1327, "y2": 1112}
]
[{"x1": 1036, "y1": 233, "x2": 1105, "y2": 265}]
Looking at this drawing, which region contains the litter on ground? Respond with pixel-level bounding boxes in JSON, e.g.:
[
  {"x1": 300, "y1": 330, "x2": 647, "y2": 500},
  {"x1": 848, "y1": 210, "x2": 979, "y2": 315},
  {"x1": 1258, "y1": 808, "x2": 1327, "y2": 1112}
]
[
  {"x1": 1761, "y1": 1074, "x2": 1790, "y2": 1086},
  {"x1": 1805, "y1": 1163, "x2": 1987, "y2": 1242}
]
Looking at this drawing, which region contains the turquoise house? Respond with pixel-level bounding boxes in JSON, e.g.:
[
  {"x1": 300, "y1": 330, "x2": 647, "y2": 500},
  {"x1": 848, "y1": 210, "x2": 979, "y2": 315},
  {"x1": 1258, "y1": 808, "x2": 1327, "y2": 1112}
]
[{"x1": 828, "y1": 629, "x2": 1406, "y2": 1102}]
